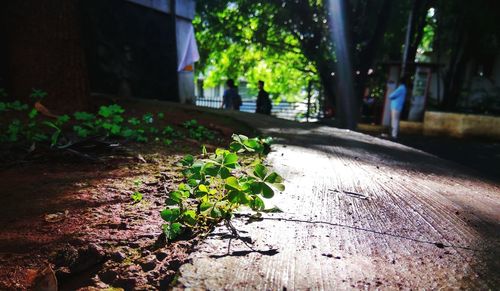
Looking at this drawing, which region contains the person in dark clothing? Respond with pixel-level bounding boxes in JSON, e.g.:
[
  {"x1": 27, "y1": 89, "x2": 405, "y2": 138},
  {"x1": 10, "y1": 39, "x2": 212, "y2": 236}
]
[
  {"x1": 255, "y1": 80, "x2": 272, "y2": 115},
  {"x1": 221, "y1": 79, "x2": 242, "y2": 110}
]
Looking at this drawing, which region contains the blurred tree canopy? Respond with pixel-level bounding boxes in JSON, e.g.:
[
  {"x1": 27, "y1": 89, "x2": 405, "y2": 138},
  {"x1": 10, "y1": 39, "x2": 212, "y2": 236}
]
[
  {"x1": 195, "y1": 0, "x2": 397, "y2": 128},
  {"x1": 194, "y1": 1, "x2": 320, "y2": 101},
  {"x1": 195, "y1": 0, "x2": 500, "y2": 125},
  {"x1": 435, "y1": 0, "x2": 500, "y2": 110}
]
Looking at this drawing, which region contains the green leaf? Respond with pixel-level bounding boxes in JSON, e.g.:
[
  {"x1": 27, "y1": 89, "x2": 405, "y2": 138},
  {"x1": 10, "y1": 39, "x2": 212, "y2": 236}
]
[
  {"x1": 143, "y1": 113, "x2": 154, "y2": 123},
  {"x1": 249, "y1": 181, "x2": 263, "y2": 195},
  {"x1": 225, "y1": 176, "x2": 240, "y2": 191},
  {"x1": 163, "y1": 126, "x2": 174, "y2": 135},
  {"x1": 74, "y1": 111, "x2": 95, "y2": 121},
  {"x1": 166, "y1": 191, "x2": 184, "y2": 205},
  {"x1": 203, "y1": 162, "x2": 218, "y2": 176},
  {"x1": 243, "y1": 139, "x2": 261, "y2": 150},
  {"x1": 160, "y1": 207, "x2": 181, "y2": 222},
  {"x1": 198, "y1": 184, "x2": 209, "y2": 193},
  {"x1": 43, "y1": 121, "x2": 59, "y2": 130},
  {"x1": 181, "y1": 155, "x2": 194, "y2": 166},
  {"x1": 187, "y1": 179, "x2": 199, "y2": 187},
  {"x1": 131, "y1": 191, "x2": 143, "y2": 203},
  {"x1": 57, "y1": 115, "x2": 70, "y2": 125},
  {"x1": 110, "y1": 124, "x2": 121, "y2": 135},
  {"x1": 30, "y1": 89, "x2": 47, "y2": 100},
  {"x1": 227, "y1": 190, "x2": 249, "y2": 204},
  {"x1": 264, "y1": 172, "x2": 283, "y2": 183},
  {"x1": 223, "y1": 153, "x2": 238, "y2": 166},
  {"x1": 253, "y1": 164, "x2": 267, "y2": 180},
  {"x1": 229, "y1": 142, "x2": 243, "y2": 152},
  {"x1": 128, "y1": 117, "x2": 140, "y2": 125},
  {"x1": 182, "y1": 210, "x2": 197, "y2": 226},
  {"x1": 232, "y1": 134, "x2": 248, "y2": 143},
  {"x1": 250, "y1": 196, "x2": 265, "y2": 211},
  {"x1": 162, "y1": 222, "x2": 182, "y2": 240},
  {"x1": 261, "y1": 183, "x2": 274, "y2": 198},
  {"x1": 50, "y1": 130, "x2": 61, "y2": 147},
  {"x1": 178, "y1": 183, "x2": 191, "y2": 191},
  {"x1": 210, "y1": 207, "x2": 222, "y2": 218},
  {"x1": 219, "y1": 167, "x2": 231, "y2": 179},
  {"x1": 28, "y1": 108, "x2": 38, "y2": 119},
  {"x1": 272, "y1": 183, "x2": 285, "y2": 191},
  {"x1": 200, "y1": 201, "x2": 213, "y2": 212}
]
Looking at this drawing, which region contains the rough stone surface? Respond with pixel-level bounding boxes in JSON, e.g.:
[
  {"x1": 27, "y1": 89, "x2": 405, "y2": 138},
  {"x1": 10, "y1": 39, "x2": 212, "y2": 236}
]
[
  {"x1": 155, "y1": 250, "x2": 168, "y2": 261},
  {"x1": 139, "y1": 256, "x2": 157, "y2": 272},
  {"x1": 110, "y1": 251, "x2": 126, "y2": 263},
  {"x1": 69, "y1": 244, "x2": 105, "y2": 274}
]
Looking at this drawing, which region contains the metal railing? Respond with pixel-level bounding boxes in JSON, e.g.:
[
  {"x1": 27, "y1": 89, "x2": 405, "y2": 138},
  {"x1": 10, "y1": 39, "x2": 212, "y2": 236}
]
[{"x1": 195, "y1": 97, "x2": 321, "y2": 122}]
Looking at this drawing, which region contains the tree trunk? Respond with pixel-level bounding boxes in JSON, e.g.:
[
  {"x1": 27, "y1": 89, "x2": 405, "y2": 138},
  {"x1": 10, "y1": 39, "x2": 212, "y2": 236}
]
[
  {"x1": 406, "y1": 0, "x2": 434, "y2": 66},
  {"x1": 443, "y1": 30, "x2": 470, "y2": 110},
  {"x1": 316, "y1": 61, "x2": 336, "y2": 115},
  {"x1": 2, "y1": 0, "x2": 90, "y2": 113},
  {"x1": 355, "y1": 0, "x2": 394, "y2": 103}
]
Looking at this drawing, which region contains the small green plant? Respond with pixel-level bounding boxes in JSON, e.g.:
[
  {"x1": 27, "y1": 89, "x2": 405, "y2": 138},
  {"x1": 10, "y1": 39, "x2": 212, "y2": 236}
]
[
  {"x1": 131, "y1": 179, "x2": 144, "y2": 203},
  {"x1": 29, "y1": 89, "x2": 48, "y2": 101},
  {"x1": 121, "y1": 116, "x2": 148, "y2": 142},
  {"x1": 0, "y1": 100, "x2": 29, "y2": 112},
  {"x1": 43, "y1": 115, "x2": 70, "y2": 147},
  {"x1": 1, "y1": 93, "x2": 219, "y2": 150},
  {"x1": 183, "y1": 119, "x2": 215, "y2": 141},
  {"x1": 73, "y1": 111, "x2": 97, "y2": 138},
  {"x1": 229, "y1": 134, "x2": 273, "y2": 155},
  {"x1": 160, "y1": 134, "x2": 284, "y2": 241},
  {"x1": 5, "y1": 119, "x2": 22, "y2": 142},
  {"x1": 131, "y1": 191, "x2": 143, "y2": 203},
  {"x1": 142, "y1": 113, "x2": 154, "y2": 124},
  {"x1": 24, "y1": 107, "x2": 48, "y2": 143},
  {"x1": 96, "y1": 104, "x2": 125, "y2": 136}
]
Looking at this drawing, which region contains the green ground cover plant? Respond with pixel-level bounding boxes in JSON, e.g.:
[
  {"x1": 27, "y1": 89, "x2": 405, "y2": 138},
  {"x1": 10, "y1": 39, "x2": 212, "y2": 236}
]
[
  {"x1": 160, "y1": 134, "x2": 283, "y2": 241},
  {"x1": 0, "y1": 89, "x2": 217, "y2": 148},
  {"x1": 183, "y1": 119, "x2": 215, "y2": 141}
]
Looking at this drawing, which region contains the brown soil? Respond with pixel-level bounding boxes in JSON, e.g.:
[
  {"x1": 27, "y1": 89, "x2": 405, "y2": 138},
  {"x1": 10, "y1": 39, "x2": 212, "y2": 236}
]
[{"x1": 0, "y1": 100, "x2": 253, "y2": 290}]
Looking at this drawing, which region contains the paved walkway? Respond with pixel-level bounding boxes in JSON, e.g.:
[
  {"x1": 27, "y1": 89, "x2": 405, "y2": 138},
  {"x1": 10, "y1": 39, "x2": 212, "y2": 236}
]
[{"x1": 157, "y1": 104, "x2": 500, "y2": 289}]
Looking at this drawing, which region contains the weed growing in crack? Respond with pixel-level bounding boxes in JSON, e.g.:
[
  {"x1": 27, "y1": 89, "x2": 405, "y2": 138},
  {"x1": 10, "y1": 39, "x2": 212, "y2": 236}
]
[
  {"x1": 131, "y1": 179, "x2": 144, "y2": 204},
  {"x1": 160, "y1": 134, "x2": 284, "y2": 241}
]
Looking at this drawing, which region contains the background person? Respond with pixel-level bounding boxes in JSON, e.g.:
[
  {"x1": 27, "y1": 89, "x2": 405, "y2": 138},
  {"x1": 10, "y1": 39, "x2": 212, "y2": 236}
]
[
  {"x1": 221, "y1": 79, "x2": 241, "y2": 110},
  {"x1": 389, "y1": 77, "x2": 409, "y2": 139},
  {"x1": 255, "y1": 80, "x2": 272, "y2": 115}
]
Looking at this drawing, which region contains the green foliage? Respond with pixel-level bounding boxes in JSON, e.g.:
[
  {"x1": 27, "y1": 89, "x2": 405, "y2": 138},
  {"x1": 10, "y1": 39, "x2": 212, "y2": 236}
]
[
  {"x1": 5, "y1": 119, "x2": 22, "y2": 142},
  {"x1": 0, "y1": 100, "x2": 29, "y2": 112},
  {"x1": 43, "y1": 115, "x2": 70, "y2": 147},
  {"x1": 130, "y1": 179, "x2": 144, "y2": 203},
  {"x1": 73, "y1": 111, "x2": 97, "y2": 138},
  {"x1": 131, "y1": 191, "x2": 143, "y2": 203},
  {"x1": 0, "y1": 89, "x2": 220, "y2": 149},
  {"x1": 229, "y1": 134, "x2": 272, "y2": 155},
  {"x1": 96, "y1": 104, "x2": 125, "y2": 136},
  {"x1": 183, "y1": 119, "x2": 215, "y2": 141},
  {"x1": 160, "y1": 134, "x2": 284, "y2": 241},
  {"x1": 29, "y1": 89, "x2": 48, "y2": 101},
  {"x1": 195, "y1": 2, "x2": 317, "y2": 101}
]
